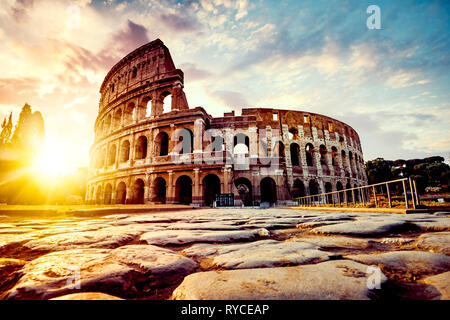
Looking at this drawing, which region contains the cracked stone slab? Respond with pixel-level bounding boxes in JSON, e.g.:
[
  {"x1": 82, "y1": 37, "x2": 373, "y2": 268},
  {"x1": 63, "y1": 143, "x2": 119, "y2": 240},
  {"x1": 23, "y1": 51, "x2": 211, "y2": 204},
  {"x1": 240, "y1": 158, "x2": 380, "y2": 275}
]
[
  {"x1": 413, "y1": 219, "x2": 450, "y2": 232},
  {"x1": 421, "y1": 271, "x2": 450, "y2": 300},
  {"x1": 290, "y1": 236, "x2": 372, "y2": 250},
  {"x1": 140, "y1": 228, "x2": 270, "y2": 246},
  {"x1": 171, "y1": 260, "x2": 388, "y2": 300},
  {"x1": 416, "y1": 232, "x2": 450, "y2": 255},
  {"x1": 6, "y1": 244, "x2": 197, "y2": 300},
  {"x1": 182, "y1": 240, "x2": 336, "y2": 269},
  {"x1": 0, "y1": 234, "x2": 40, "y2": 248},
  {"x1": 346, "y1": 251, "x2": 450, "y2": 277},
  {"x1": 24, "y1": 226, "x2": 147, "y2": 251},
  {"x1": 310, "y1": 220, "x2": 408, "y2": 236}
]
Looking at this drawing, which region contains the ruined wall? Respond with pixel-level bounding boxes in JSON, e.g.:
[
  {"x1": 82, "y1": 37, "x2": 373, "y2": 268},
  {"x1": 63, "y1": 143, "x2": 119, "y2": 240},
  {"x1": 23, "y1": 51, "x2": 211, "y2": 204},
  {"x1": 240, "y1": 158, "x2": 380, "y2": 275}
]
[{"x1": 87, "y1": 39, "x2": 367, "y2": 206}]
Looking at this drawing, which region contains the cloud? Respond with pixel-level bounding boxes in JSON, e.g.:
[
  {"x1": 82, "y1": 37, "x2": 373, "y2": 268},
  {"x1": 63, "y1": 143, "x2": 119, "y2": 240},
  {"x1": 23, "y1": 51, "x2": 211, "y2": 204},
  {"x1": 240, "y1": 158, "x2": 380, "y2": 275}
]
[
  {"x1": 108, "y1": 19, "x2": 150, "y2": 55},
  {"x1": 180, "y1": 63, "x2": 213, "y2": 81},
  {"x1": 210, "y1": 90, "x2": 249, "y2": 108},
  {"x1": 159, "y1": 13, "x2": 203, "y2": 32}
]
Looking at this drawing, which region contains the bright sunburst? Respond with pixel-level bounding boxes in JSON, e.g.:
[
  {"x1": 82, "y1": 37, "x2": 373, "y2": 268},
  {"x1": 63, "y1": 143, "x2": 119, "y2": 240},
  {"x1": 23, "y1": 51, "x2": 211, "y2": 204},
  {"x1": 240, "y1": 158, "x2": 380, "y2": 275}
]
[{"x1": 32, "y1": 138, "x2": 74, "y2": 177}]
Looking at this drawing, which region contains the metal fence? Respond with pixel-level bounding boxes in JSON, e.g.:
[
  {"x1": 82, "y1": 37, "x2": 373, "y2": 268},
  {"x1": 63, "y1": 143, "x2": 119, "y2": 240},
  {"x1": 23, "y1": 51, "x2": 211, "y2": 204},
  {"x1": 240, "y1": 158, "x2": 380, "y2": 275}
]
[{"x1": 295, "y1": 177, "x2": 420, "y2": 209}]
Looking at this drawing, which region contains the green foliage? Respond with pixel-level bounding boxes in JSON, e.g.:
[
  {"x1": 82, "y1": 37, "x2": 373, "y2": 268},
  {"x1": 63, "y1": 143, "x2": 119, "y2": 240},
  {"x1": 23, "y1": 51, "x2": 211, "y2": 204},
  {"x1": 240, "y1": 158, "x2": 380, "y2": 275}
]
[{"x1": 365, "y1": 156, "x2": 450, "y2": 193}]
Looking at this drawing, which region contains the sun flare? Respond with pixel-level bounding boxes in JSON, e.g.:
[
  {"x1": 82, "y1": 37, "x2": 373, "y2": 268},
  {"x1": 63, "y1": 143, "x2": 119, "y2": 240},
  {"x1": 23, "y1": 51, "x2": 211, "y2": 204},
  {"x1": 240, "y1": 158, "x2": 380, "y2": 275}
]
[{"x1": 32, "y1": 139, "x2": 74, "y2": 177}]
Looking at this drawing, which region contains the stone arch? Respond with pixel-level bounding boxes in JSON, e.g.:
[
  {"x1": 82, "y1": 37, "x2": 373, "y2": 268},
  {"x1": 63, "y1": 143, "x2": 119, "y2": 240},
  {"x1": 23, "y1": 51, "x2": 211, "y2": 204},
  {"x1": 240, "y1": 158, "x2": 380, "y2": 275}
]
[
  {"x1": 233, "y1": 133, "x2": 250, "y2": 149},
  {"x1": 107, "y1": 144, "x2": 116, "y2": 166},
  {"x1": 132, "y1": 178, "x2": 145, "y2": 204},
  {"x1": 113, "y1": 108, "x2": 122, "y2": 129},
  {"x1": 234, "y1": 177, "x2": 252, "y2": 206},
  {"x1": 260, "y1": 177, "x2": 277, "y2": 204},
  {"x1": 175, "y1": 175, "x2": 192, "y2": 204},
  {"x1": 120, "y1": 140, "x2": 130, "y2": 162},
  {"x1": 104, "y1": 183, "x2": 113, "y2": 204},
  {"x1": 305, "y1": 143, "x2": 315, "y2": 167},
  {"x1": 319, "y1": 145, "x2": 328, "y2": 165},
  {"x1": 116, "y1": 181, "x2": 127, "y2": 204},
  {"x1": 331, "y1": 146, "x2": 338, "y2": 166},
  {"x1": 309, "y1": 179, "x2": 319, "y2": 197},
  {"x1": 203, "y1": 174, "x2": 221, "y2": 206},
  {"x1": 161, "y1": 91, "x2": 172, "y2": 114},
  {"x1": 154, "y1": 177, "x2": 166, "y2": 204},
  {"x1": 173, "y1": 128, "x2": 193, "y2": 154},
  {"x1": 325, "y1": 182, "x2": 333, "y2": 203},
  {"x1": 346, "y1": 182, "x2": 353, "y2": 202},
  {"x1": 96, "y1": 185, "x2": 103, "y2": 204},
  {"x1": 288, "y1": 127, "x2": 298, "y2": 140},
  {"x1": 336, "y1": 181, "x2": 344, "y2": 202},
  {"x1": 292, "y1": 179, "x2": 305, "y2": 198},
  {"x1": 124, "y1": 102, "x2": 135, "y2": 124},
  {"x1": 290, "y1": 143, "x2": 300, "y2": 166},
  {"x1": 354, "y1": 184, "x2": 359, "y2": 202},
  {"x1": 272, "y1": 140, "x2": 285, "y2": 161},
  {"x1": 155, "y1": 131, "x2": 169, "y2": 156},
  {"x1": 104, "y1": 114, "x2": 111, "y2": 134},
  {"x1": 135, "y1": 135, "x2": 148, "y2": 160}
]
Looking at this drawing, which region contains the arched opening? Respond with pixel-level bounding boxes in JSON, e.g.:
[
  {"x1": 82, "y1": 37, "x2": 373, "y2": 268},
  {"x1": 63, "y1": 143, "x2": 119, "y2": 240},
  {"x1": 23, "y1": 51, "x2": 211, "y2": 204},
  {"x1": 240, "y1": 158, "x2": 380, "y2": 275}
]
[
  {"x1": 203, "y1": 174, "x2": 221, "y2": 206},
  {"x1": 349, "y1": 151, "x2": 354, "y2": 172},
  {"x1": 116, "y1": 182, "x2": 126, "y2": 204},
  {"x1": 96, "y1": 185, "x2": 103, "y2": 205},
  {"x1": 346, "y1": 182, "x2": 353, "y2": 202},
  {"x1": 131, "y1": 67, "x2": 137, "y2": 79},
  {"x1": 125, "y1": 103, "x2": 135, "y2": 124},
  {"x1": 288, "y1": 127, "x2": 298, "y2": 140},
  {"x1": 135, "y1": 136, "x2": 148, "y2": 160},
  {"x1": 305, "y1": 143, "x2": 314, "y2": 167},
  {"x1": 212, "y1": 135, "x2": 224, "y2": 152},
  {"x1": 104, "y1": 114, "x2": 111, "y2": 134},
  {"x1": 331, "y1": 146, "x2": 338, "y2": 166},
  {"x1": 154, "y1": 177, "x2": 166, "y2": 204},
  {"x1": 292, "y1": 179, "x2": 305, "y2": 199},
  {"x1": 234, "y1": 133, "x2": 250, "y2": 149},
  {"x1": 155, "y1": 132, "x2": 169, "y2": 156},
  {"x1": 96, "y1": 149, "x2": 106, "y2": 168},
  {"x1": 175, "y1": 175, "x2": 192, "y2": 204},
  {"x1": 319, "y1": 145, "x2": 328, "y2": 165},
  {"x1": 290, "y1": 143, "x2": 300, "y2": 166},
  {"x1": 120, "y1": 140, "x2": 130, "y2": 162},
  {"x1": 272, "y1": 141, "x2": 285, "y2": 162},
  {"x1": 336, "y1": 181, "x2": 344, "y2": 202},
  {"x1": 132, "y1": 179, "x2": 145, "y2": 204},
  {"x1": 235, "y1": 177, "x2": 252, "y2": 206},
  {"x1": 104, "y1": 183, "x2": 112, "y2": 205},
  {"x1": 145, "y1": 98, "x2": 152, "y2": 117},
  {"x1": 325, "y1": 182, "x2": 333, "y2": 203},
  {"x1": 107, "y1": 144, "x2": 116, "y2": 166},
  {"x1": 180, "y1": 129, "x2": 193, "y2": 154},
  {"x1": 260, "y1": 177, "x2": 277, "y2": 204},
  {"x1": 162, "y1": 91, "x2": 172, "y2": 114},
  {"x1": 309, "y1": 180, "x2": 319, "y2": 201},
  {"x1": 354, "y1": 184, "x2": 359, "y2": 202},
  {"x1": 113, "y1": 108, "x2": 122, "y2": 129}
]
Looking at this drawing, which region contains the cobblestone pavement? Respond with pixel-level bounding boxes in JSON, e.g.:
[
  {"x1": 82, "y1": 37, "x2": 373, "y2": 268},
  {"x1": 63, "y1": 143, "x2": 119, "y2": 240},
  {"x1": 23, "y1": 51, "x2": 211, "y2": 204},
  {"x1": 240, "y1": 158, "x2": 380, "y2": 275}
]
[{"x1": 0, "y1": 208, "x2": 449, "y2": 300}]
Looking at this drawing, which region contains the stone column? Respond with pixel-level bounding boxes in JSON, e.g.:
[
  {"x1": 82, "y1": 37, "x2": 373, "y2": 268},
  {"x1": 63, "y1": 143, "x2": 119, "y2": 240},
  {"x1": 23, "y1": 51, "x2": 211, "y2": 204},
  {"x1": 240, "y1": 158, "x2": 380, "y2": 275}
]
[
  {"x1": 193, "y1": 119, "x2": 204, "y2": 164},
  {"x1": 192, "y1": 168, "x2": 201, "y2": 206},
  {"x1": 167, "y1": 171, "x2": 175, "y2": 204}
]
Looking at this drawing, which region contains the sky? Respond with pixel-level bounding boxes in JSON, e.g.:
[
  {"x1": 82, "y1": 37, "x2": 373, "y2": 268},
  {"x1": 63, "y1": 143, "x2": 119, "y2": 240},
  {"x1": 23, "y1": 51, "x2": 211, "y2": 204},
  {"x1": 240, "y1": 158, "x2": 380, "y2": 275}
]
[{"x1": 0, "y1": 0, "x2": 449, "y2": 171}]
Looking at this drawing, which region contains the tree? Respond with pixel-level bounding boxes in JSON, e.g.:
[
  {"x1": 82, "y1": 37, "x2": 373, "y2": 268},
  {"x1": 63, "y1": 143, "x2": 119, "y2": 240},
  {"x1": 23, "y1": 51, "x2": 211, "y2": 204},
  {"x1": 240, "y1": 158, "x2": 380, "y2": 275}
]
[{"x1": 365, "y1": 158, "x2": 393, "y2": 184}]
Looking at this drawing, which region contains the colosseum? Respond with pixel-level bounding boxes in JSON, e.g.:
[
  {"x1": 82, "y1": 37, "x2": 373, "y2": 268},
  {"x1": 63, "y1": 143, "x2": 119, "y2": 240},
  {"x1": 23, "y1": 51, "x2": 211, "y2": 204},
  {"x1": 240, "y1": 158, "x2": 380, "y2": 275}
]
[{"x1": 86, "y1": 39, "x2": 367, "y2": 206}]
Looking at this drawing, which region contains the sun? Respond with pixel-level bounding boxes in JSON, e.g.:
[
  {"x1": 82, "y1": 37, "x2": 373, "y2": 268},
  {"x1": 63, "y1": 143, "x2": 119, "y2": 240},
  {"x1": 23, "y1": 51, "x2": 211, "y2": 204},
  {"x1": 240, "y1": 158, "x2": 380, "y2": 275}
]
[{"x1": 32, "y1": 139, "x2": 74, "y2": 177}]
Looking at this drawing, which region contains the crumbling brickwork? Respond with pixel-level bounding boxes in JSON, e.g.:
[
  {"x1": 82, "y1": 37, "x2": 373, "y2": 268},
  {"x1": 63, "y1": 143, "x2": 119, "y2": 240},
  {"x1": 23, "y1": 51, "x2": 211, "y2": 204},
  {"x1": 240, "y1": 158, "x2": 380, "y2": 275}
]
[{"x1": 87, "y1": 39, "x2": 367, "y2": 206}]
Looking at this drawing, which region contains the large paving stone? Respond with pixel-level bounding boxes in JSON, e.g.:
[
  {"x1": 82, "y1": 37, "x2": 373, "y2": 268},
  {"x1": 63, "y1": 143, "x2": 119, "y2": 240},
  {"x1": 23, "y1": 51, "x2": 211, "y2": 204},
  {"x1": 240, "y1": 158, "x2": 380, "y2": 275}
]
[
  {"x1": 51, "y1": 292, "x2": 123, "y2": 300},
  {"x1": 416, "y1": 232, "x2": 450, "y2": 255},
  {"x1": 346, "y1": 251, "x2": 450, "y2": 278},
  {"x1": 24, "y1": 225, "x2": 152, "y2": 251},
  {"x1": 6, "y1": 244, "x2": 197, "y2": 300},
  {"x1": 292, "y1": 236, "x2": 372, "y2": 250},
  {"x1": 0, "y1": 234, "x2": 39, "y2": 248},
  {"x1": 140, "y1": 229, "x2": 269, "y2": 246},
  {"x1": 310, "y1": 220, "x2": 408, "y2": 236},
  {"x1": 413, "y1": 219, "x2": 450, "y2": 232},
  {"x1": 182, "y1": 240, "x2": 336, "y2": 269},
  {"x1": 421, "y1": 271, "x2": 450, "y2": 300},
  {"x1": 171, "y1": 260, "x2": 388, "y2": 300}
]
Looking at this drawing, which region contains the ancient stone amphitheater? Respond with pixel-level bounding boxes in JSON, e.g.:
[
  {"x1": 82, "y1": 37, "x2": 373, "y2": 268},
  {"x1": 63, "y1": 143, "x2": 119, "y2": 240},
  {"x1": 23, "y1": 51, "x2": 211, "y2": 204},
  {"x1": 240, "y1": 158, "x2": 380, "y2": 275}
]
[{"x1": 86, "y1": 39, "x2": 367, "y2": 206}]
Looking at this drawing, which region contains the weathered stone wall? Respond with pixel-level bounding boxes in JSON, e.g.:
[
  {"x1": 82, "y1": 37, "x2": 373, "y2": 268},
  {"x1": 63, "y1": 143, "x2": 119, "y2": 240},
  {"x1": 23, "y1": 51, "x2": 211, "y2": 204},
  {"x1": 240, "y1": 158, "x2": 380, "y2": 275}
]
[{"x1": 87, "y1": 39, "x2": 367, "y2": 206}]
